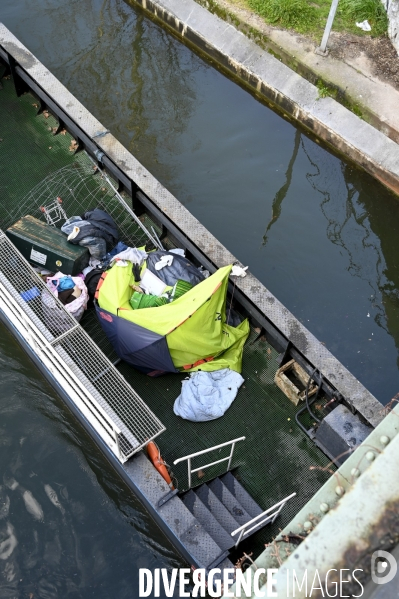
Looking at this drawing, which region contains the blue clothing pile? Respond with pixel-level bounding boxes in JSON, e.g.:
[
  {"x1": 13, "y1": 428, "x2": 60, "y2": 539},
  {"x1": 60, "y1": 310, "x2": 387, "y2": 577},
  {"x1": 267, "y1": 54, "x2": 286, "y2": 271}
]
[{"x1": 173, "y1": 369, "x2": 244, "y2": 422}]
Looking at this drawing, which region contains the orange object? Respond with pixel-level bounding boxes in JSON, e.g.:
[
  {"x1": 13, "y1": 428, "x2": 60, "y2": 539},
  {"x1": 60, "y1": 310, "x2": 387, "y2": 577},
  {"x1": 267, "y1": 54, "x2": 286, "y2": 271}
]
[
  {"x1": 147, "y1": 442, "x2": 174, "y2": 489},
  {"x1": 94, "y1": 272, "x2": 108, "y2": 300}
]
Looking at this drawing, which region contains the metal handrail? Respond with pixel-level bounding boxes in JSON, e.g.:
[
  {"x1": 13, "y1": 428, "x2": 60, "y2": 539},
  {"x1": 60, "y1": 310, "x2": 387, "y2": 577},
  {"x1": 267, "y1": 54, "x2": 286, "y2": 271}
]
[
  {"x1": 231, "y1": 492, "x2": 296, "y2": 547},
  {"x1": 174, "y1": 436, "x2": 245, "y2": 488}
]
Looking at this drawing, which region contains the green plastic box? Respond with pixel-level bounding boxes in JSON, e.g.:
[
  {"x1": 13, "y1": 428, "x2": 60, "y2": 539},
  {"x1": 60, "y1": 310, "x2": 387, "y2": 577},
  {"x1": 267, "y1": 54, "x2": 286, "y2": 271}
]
[{"x1": 6, "y1": 215, "x2": 90, "y2": 275}]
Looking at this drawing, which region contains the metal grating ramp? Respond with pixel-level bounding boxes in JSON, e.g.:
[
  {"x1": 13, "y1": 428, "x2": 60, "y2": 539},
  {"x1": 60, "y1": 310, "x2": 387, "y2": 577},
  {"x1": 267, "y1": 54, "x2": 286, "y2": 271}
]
[{"x1": 0, "y1": 232, "x2": 165, "y2": 461}]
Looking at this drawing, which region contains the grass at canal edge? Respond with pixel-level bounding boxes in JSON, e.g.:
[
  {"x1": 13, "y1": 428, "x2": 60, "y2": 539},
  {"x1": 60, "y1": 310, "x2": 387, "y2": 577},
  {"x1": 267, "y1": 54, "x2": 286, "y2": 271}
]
[
  {"x1": 217, "y1": 0, "x2": 388, "y2": 39},
  {"x1": 196, "y1": 0, "x2": 371, "y2": 121}
]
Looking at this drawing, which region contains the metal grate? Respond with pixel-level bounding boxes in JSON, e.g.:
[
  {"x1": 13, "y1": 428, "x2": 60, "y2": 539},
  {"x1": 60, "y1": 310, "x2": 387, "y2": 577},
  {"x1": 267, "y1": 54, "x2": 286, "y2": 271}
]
[
  {"x1": 1, "y1": 161, "x2": 152, "y2": 250},
  {"x1": 0, "y1": 233, "x2": 77, "y2": 341},
  {"x1": 0, "y1": 232, "x2": 165, "y2": 461},
  {"x1": 53, "y1": 326, "x2": 166, "y2": 456},
  {"x1": 117, "y1": 327, "x2": 334, "y2": 555}
]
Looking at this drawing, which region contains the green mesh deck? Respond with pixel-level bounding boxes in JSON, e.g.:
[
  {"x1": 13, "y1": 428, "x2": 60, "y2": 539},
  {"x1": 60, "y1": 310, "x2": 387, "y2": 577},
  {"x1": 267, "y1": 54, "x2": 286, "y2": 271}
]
[
  {"x1": 115, "y1": 330, "x2": 333, "y2": 556},
  {"x1": 0, "y1": 76, "x2": 86, "y2": 210},
  {"x1": 0, "y1": 75, "x2": 333, "y2": 557}
]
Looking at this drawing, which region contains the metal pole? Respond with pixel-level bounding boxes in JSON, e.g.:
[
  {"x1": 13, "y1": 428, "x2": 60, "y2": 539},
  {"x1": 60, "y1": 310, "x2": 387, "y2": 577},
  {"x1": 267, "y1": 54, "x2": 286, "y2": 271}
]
[
  {"x1": 316, "y1": 0, "x2": 339, "y2": 55},
  {"x1": 227, "y1": 442, "x2": 236, "y2": 471},
  {"x1": 188, "y1": 457, "x2": 192, "y2": 489},
  {"x1": 235, "y1": 529, "x2": 244, "y2": 548},
  {"x1": 272, "y1": 501, "x2": 285, "y2": 524}
]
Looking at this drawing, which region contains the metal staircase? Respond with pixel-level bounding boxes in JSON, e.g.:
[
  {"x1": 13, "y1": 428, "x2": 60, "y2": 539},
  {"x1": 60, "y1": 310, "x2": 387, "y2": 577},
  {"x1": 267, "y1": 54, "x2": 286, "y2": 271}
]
[
  {"x1": 129, "y1": 440, "x2": 295, "y2": 593},
  {"x1": 182, "y1": 472, "x2": 265, "y2": 552},
  {"x1": 180, "y1": 470, "x2": 295, "y2": 593}
]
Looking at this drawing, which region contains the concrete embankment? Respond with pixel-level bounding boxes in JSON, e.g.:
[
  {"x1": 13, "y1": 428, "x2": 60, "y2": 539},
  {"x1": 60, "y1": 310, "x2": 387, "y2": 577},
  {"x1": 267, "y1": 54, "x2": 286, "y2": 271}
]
[
  {"x1": 129, "y1": 0, "x2": 399, "y2": 196},
  {"x1": 195, "y1": 0, "x2": 399, "y2": 145}
]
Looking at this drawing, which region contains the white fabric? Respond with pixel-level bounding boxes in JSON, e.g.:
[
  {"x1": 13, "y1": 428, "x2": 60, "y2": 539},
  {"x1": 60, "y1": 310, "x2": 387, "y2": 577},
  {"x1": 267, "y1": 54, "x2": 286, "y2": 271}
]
[
  {"x1": 231, "y1": 265, "x2": 248, "y2": 277},
  {"x1": 67, "y1": 226, "x2": 80, "y2": 241},
  {"x1": 112, "y1": 247, "x2": 147, "y2": 266},
  {"x1": 356, "y1": 20, "x2": 371, "y2": 31},
  {"x1": 140, "y1": 269, "x2": 167, "y2": 296},
  {"x1": 154, "y1": 255, "x2": 174, "y2": 270},
  {"x1": 173, "y1": 369, "x2": 244, "y2": 422}
]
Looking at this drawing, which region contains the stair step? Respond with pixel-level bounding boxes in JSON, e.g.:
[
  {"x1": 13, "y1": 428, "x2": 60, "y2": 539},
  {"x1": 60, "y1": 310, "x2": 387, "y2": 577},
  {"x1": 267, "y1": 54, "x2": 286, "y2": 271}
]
[
  {"x1": 219, "y1": 472, "x2": 263, "y2": 519},
  {"x1": 195, "y1": 484, "x2": 241, "y2": 536},
  {"x1": 210, "y1": 558, "x2": 236, "y2": 594},
  {"x1": 182, "y1": 490, "x2": 235, "y2": 552},
  {"x1": 208, "y1": 478, "x2": 252, "y2": 527}
]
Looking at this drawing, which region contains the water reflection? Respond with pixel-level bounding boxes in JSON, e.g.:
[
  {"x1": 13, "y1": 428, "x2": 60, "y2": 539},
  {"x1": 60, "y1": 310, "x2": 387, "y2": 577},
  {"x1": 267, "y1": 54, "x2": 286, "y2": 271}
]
[
  {"x1": 302, "y1": 140, "x2": 389, "y2": 335},
  {"x1": 258, "y1": 129, "x2": 399, "y2": 399},
  {"x1": 0, "y1": 327, "x2": 182, "y2": 598},
  {"x1": 262, "y1": 130, "x2": 301, "y2": 244}
]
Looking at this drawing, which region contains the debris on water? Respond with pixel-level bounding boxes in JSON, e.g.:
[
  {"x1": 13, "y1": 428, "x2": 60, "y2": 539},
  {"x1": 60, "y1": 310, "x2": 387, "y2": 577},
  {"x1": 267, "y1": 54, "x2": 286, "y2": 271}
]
[
  {"x1": 22, "y1": 490, "x2": 44, "y2": 521},
  {"x1": 44, "y1": 484, "x2": 65, "y2": 515},
  {"x1": 367, "y1": 313, "x2": 370, "y2": 317}
]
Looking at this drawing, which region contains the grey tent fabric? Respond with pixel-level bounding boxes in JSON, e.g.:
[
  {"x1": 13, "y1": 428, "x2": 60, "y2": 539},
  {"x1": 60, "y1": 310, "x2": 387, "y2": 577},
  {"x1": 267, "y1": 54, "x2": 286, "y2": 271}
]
[
  {"x1": 173, "y1": 369, "x2": 244, "y2": 422},
  {"x1": 95, "y1": 304, "x2": 178, "y2": 375},
  {"x1": 146, "y1": 250, "x2": 205, "y2": 287}
]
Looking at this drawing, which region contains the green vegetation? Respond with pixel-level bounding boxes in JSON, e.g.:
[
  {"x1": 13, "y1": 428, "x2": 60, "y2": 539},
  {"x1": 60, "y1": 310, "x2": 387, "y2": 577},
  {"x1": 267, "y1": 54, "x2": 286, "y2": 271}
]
[
  {"x1": 316, "y1": 81, "x2": 330, "y2": 99},
  {"x1": 245, "y1": 0, "x2": 388, "y2": 37},
  {"x1": 340, "y1": 0, "x2": 388, "y2": 36},
  {"x1": 248, "y1": 0, "x2": 317, "y2": 30},
  {"x1": 316, "y1": 80, "x2": 339, "y2": 99}
]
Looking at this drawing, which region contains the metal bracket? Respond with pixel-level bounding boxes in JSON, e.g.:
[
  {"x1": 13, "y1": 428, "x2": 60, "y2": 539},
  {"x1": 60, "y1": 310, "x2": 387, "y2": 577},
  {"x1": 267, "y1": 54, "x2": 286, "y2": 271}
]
[
  {"x1": 315, "y1": 47, "x2": 329, "y2": 57},
  {"x1": 7, "y1": 53, "x2": 28, "y2": 97}
]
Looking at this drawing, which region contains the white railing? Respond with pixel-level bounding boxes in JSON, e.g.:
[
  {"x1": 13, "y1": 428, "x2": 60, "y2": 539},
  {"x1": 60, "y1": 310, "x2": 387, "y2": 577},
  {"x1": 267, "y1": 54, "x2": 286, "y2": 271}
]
[
  {"x1": 0, "y1": 232, "x2": 165, "y2": 462},
  {"x1": 174, "y1": 437, "x2": 245, "y2": 488},
  {"x1": 0, "y1": 279, "x2": 126, "y2": 459},
  {"x1": 231, "y1": 492, "x2": 297, "y2": 547}
]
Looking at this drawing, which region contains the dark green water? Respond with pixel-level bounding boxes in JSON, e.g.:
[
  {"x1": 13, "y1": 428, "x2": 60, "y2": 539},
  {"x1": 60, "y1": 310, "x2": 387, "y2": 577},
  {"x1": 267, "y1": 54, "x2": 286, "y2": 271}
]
[{"x1": 1, "y1": 0, "x2": 399, "y2": 595}]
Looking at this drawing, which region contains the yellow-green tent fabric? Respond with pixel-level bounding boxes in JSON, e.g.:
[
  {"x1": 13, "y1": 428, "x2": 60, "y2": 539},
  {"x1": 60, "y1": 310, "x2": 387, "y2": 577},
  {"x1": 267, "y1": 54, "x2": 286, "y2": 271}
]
[{"x1": 96, "y1": 263, "x2": 249, "y2": 374}]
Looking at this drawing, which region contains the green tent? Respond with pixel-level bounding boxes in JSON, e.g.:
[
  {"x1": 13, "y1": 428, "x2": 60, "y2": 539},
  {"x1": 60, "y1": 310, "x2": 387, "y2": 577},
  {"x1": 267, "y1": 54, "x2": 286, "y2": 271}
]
[{"x1": 96, "y1": 263, "x2": 249, "y2": 374}]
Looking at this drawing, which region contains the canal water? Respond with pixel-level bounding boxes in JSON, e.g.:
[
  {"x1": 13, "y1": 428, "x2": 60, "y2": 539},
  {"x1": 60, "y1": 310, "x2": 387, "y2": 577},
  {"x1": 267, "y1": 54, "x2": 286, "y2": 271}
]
[{"x1": 2, "y1": 0, "x2": 399, "y2": 595}]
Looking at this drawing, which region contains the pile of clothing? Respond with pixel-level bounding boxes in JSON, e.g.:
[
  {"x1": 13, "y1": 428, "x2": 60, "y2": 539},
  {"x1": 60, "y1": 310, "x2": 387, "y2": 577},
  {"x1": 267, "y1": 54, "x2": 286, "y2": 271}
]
[
  {"x1": 174, "y1": 369, "x2": 245, "y2": 422},
  {"x1": 61, "y1": 208, "x2": 119, "y2": 260},
  {"x1": 42, "y1": 272, "x2": 89, "y2": 333}
]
